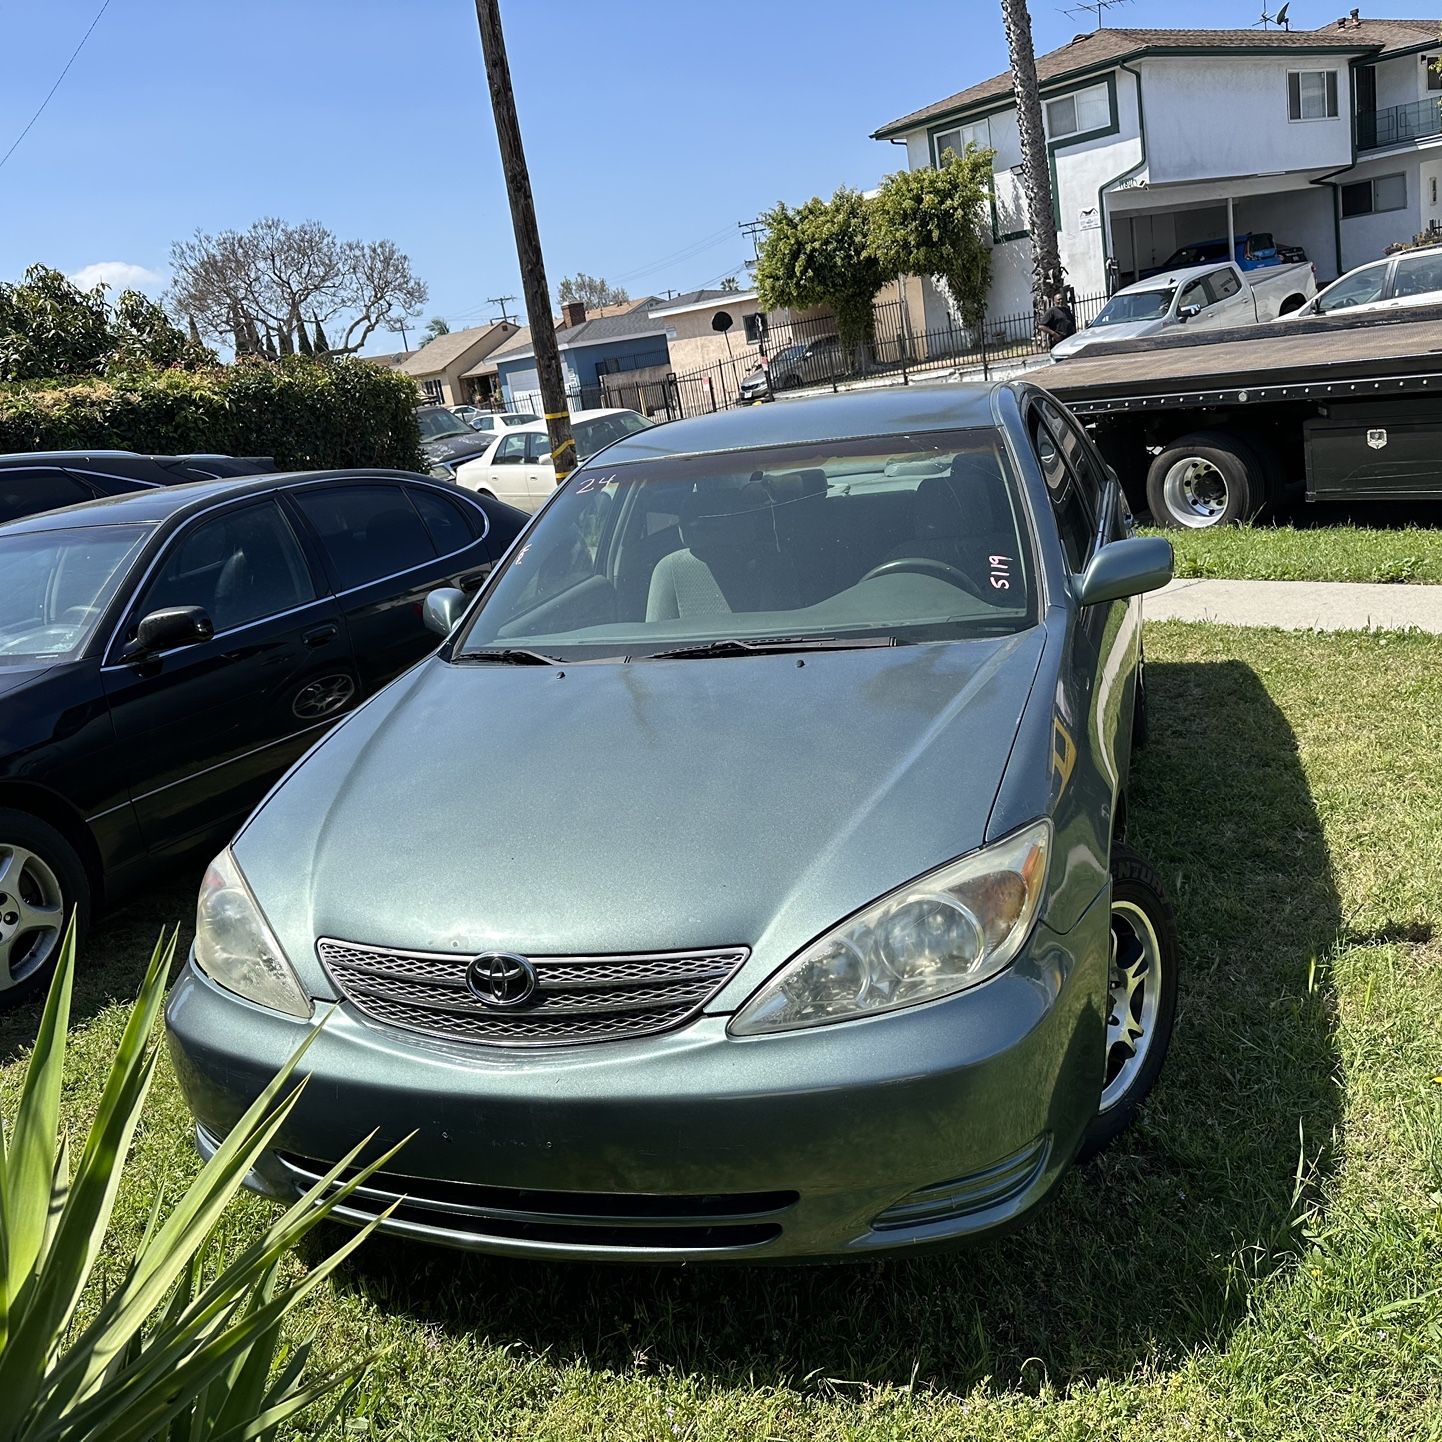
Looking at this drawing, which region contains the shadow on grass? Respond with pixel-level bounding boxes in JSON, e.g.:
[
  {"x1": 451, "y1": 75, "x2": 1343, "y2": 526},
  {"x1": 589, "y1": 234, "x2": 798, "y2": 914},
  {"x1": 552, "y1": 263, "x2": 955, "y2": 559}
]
[
  {"x1": 325, "y1": 656, "x2": 1342, "y2": 1395},
  {"x1": 0, "y1": 870, "x2": 197, "y2": 1062}
]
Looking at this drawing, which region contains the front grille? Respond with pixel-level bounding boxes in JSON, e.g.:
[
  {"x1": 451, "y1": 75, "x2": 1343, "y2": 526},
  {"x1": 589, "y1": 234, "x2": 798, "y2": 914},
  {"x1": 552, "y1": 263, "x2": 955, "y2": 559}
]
[
  {"x1": 277, "y1": 1152, "x2": 794, "y2": 1251},
  {"x1": 317, "y1": 937, "x2": 748, "y2": 1047}
]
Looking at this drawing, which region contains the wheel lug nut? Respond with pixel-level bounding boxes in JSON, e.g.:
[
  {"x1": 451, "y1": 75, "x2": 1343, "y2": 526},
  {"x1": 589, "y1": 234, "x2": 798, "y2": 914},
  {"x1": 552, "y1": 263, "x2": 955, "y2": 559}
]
[{"x1": 2, "y1": 912, "x2": 16, "y2": 926}]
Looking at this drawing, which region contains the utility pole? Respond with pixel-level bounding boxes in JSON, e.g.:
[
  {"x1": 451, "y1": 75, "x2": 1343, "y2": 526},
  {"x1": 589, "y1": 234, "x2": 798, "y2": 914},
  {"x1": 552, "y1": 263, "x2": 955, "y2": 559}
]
[
  {"x1": 488, "y1": 294, "x2": 517, "y2": 324},
  {"x1": 473, "y1": 0, "x2": 575, "y2": 478},
  {"x1": 1001, "y1": 0, "x2": 1063, "y2": 310}
]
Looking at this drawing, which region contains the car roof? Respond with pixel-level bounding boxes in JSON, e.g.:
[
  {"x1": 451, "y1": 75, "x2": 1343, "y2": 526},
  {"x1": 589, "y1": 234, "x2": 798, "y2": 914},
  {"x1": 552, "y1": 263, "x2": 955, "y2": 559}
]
[
  {"x1": 1114, "y1": 261, "x2": 1229, "y2": 294},
  {"x1": 502, "y1": 408, "x2": 638, "y2": 435},
  {"x1": 0, "y1": 468, "x2": 445, "y2": 537},
  {"x1": 597, "y1": 384, "x2": 1001, "y2": 464}
]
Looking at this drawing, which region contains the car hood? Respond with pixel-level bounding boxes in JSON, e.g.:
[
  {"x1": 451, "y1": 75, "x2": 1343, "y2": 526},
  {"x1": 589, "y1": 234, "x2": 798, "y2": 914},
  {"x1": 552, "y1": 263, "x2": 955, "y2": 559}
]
[
  {"x1": 1053, "y1": 319, "x2": 1165, "y2": 358},
  {"x1": 238, "y1": 630, "x2": 1047, "y2": 999},
  {"x1": 422, "y1": 433, "x2": 493, "y2": 464}
]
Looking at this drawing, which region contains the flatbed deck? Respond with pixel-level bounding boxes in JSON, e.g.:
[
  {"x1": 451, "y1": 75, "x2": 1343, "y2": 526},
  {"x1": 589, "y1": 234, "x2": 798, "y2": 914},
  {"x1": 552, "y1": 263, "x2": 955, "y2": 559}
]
[{"x1": 1037, "y1": 305, "x2": 1442, "y2": 413}]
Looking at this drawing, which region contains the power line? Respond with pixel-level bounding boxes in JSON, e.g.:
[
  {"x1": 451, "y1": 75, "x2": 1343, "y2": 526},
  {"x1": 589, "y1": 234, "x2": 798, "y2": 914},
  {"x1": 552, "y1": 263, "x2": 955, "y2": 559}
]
[
  {"x1": 488, "y1": 295, "x2": 517, "y2": 324},
  {"x1": 0, "y1": 0, "x2": 114, "y2": 174},
  {"x1": 611, "y1": 224, "x2": 736, "y2": 283}
]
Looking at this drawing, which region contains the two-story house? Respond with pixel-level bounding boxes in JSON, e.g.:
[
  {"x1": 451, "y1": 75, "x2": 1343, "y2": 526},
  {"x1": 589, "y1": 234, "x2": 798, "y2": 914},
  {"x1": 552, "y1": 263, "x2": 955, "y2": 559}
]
[{"x1": 872, "y1": 15, "x2": 1442, "y2": 328}]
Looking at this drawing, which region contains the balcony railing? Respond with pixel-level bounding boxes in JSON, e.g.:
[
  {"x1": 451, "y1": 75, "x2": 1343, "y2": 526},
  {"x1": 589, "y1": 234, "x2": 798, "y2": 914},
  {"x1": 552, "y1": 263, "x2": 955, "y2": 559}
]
[{"x1": 1357, "y1": 97, "x2": 1442, "y2": 150}]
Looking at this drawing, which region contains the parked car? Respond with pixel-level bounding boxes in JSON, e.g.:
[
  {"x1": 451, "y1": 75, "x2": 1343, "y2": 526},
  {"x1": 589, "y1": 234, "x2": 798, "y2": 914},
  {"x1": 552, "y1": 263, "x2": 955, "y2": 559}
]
[
  {"x1": 0, "y1": 451, "x2": 277, "y2": 525},
  {"x1": 415, "y1": 405, "x2": 496, "y2": 479},
  {"x1": 1139, "y1": 231, "x2": 1305, "y2": 278},
  {"x1": 166, "y1": 382, "x2": 1178, "y2": 1263},
  {"x1": 1291, "y1": 244, "x2": 1442, "y2": 319},
  {"x1": 453, "y1": 408, "x2": 655, "y2": 510},
  {"x1": 1052, "y1": 260, "x2": 1316, "y2": 359},
  {"x1": 452, "y1": 406, "x2": 541, "y2": 435},
  {"x1": 0, "y1": 470, "x2": 525, "y2": 1003},
  {"x1": 738, "y1": 336, "x2": 846, "y2": 402}
]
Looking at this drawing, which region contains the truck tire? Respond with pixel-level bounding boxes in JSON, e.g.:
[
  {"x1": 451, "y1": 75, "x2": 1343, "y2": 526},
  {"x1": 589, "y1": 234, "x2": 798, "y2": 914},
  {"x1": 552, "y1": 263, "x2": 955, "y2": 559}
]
[
  {"x1": 1278, "y1": 293, "x2": 1308, "y2": 315},
  {"x1": 0, "y1": 809, "x2": 89, "y2": 1007},
  {"x1": 1145, "y1": 431, "x2": 1269, "y2": 528}
]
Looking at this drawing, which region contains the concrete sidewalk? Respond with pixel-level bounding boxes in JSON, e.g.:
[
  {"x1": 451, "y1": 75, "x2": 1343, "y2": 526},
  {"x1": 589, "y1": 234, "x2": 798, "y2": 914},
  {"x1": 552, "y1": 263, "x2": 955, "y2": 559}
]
[{"x1": 1145, "y1": 577, "x2": 1442, "y2": 633}]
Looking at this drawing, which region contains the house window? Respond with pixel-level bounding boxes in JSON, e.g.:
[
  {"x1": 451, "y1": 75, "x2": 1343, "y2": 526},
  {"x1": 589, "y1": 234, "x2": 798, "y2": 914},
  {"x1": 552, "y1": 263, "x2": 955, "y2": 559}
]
[
  {"x1": 420, "y1": 379, "x2": 443, "y2": 402},
  {"x1": 1426, "y1": 54, "x2": 1442, "y2": 92},
  {"x1": 934, "y1": 118, "x2": 991, "y2": 162},
  {"x1": 1045, "y1": 82, "x2": 1109, "y2": 139},
  {"x1": 1288, "y1": 70, "x2": 1339, "y2": 120},
  {"x1": 1341, "y1": 173, "x2": 1408, "y2": 217}
]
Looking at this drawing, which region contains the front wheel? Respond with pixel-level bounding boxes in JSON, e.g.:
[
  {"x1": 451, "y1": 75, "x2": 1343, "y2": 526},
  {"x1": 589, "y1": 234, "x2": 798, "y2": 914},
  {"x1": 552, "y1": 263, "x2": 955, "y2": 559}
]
[
  {"x1": 1078, "y1": 845, "x2": 1179, "y2": 1161},
  {"x1": 1145, "y1": 432, "x2": 1269, "y2": 529},
  {"x1": 0, "y1": 809, "x2": 89, "y2": 1006}
]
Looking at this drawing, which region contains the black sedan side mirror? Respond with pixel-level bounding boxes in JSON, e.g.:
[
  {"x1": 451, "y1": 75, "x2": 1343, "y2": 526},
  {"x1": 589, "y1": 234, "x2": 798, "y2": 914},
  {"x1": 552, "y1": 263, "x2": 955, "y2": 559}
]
[
  {"x1": 424, "y1": 587, "x2": 468, "y2": 638},
  {"x1": 124, "y1": 606, "x2": 214, "y2": 659},
  {"x1": 1076, "y1": 537, "x2": 1174, "y2": 607}
]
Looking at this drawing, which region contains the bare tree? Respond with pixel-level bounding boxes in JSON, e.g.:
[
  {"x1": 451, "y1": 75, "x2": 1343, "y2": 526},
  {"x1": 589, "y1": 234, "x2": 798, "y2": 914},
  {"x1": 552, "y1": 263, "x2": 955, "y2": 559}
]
[
  {"x1": 167, "y1": 219, "x2": 427, "y2": 355},
  {"x1": 1000, "y1": 0, "x2": 1062, "y2": 308}
]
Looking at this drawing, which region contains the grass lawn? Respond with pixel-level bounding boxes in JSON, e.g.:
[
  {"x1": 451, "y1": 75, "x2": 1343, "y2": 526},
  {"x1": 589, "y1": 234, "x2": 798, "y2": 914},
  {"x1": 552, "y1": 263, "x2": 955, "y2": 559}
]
[
  {"x1": 4, "y1": 622, "x2": 1441, "y2": 1440},
  {"x1": 1146, "y1": 523, "x2": 1442, "y2": 586}
]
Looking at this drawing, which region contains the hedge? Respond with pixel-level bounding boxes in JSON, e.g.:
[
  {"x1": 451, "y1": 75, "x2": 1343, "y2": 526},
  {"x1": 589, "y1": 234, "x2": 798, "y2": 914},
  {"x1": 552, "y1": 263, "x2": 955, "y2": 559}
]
[{"x1": 0, "y1": 356, "x2": 425, "y2": 471}]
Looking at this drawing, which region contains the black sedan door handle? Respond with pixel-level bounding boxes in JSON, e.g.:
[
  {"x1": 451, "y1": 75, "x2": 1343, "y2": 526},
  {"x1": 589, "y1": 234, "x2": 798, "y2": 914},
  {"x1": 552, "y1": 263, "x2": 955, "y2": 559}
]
[{"x1": 304, "y1": 624, "x2": 339, "y2": 648}]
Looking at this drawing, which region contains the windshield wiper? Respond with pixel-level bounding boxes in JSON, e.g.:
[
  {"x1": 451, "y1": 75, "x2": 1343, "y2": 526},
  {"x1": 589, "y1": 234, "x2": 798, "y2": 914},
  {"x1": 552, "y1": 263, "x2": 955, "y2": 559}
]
[
  {"x1": 455, "y1": 647, "x2": 559, "y2": 665},
  {"x1": 646, "y1": 635, "x2": 897, "y2": 660}
]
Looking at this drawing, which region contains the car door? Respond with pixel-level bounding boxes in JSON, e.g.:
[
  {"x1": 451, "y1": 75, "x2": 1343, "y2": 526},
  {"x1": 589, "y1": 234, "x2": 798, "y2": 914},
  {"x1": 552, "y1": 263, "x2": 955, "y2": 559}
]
[
  {"x1": 1204, "y1": 266, "x2": 1251, "y2": 324},
  {"x1": 285, "y1": 479, "x2": 492, "y2": 692},
  {"x1": 101, "y1": 498, "x2": 352, "y2": 852},
  {"x1": 523, "y1": 431, "x2": 558, "y2": 508},
  {"x1": 486, "y1": 431, "x2": 535, "y2": 509},
  {"x1": 1380, "y1": 251, "x2": 1442, "y2": 310},
  {"x1": 1313, "y1": 260, "x2": 1392, "y2": 315}
]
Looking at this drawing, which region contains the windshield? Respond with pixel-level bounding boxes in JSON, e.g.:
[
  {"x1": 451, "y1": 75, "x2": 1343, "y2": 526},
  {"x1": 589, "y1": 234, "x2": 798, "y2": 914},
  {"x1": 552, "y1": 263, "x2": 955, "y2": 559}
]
[
  {"x1": 0, "y1": 524, "x2": 150, "y2": 663},
  {"x1": 1093, "y1": 288, "x2": 1175, "y2": 325},
  {"x1": 574, "y1": 412, "x2": 655, "y2": 460},
  {"x1": 502, "y1": 413, "x2": 540, "y2": 426},
  {"x1": 456, "y1": 430, "x2": 1035, "y2": 661},
  {"x1": 417, "y1": 408, "x2": 473, "y2": 441}
]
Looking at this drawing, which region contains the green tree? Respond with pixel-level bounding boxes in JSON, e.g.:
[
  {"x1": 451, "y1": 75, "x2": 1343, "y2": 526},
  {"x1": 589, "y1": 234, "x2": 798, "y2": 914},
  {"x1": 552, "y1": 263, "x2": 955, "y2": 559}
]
[
  {"x1": 754, "y1": 187, "x2": 886, "y2": 357},
  {"x1": 557, "y1": 273, "x2": 629, "y2": 309},
  {"x1": 869, "y1": 148, "x2": 994, "y2": 329},
  {"x1": 0, "y1": 265, "x2": 209, "y2": 379},
  {"x1": 422, "y1": 315, "x2": 451, "y2": 341}
]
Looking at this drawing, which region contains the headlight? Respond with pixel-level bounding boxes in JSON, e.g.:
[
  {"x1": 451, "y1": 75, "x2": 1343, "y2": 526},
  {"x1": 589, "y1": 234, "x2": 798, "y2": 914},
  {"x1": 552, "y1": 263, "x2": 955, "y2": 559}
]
[
  {"x1": 194, "y1": 848, "x2": 311, "y2": 1018},
  {"x1": 429, "y1": 462, "x2": 456, "y2": 481},
  {"x1": 729, "y1": 820, "x2": 1051, "y2": 1036}
]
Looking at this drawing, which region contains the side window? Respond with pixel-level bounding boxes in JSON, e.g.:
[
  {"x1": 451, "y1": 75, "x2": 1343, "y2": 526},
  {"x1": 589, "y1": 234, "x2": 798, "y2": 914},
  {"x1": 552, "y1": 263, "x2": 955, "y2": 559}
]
[
  {"x1": 139, "y1": 502, "x2": 314, "y2": 634},
  {"x1": 1389, "y1": 252, "x2": 1442, "y2": 297},
  {"x1": 1207, "y1": 268, "x2": 1242, "y2": 302},
  {"x1": 292, "y1": 485, "x2": 437, "y2": 590},
  {"x1": 494, "y1": 434, "x2": 527, "y2": 465},
  {"x1": 1318, "y1": 264, "x2": 1387, "y2": 312},
  {"x1": 0, "y1": 472, "x2": 96, "y2": 523},
  {"x1": 525, "y1": 432, "x2": 552, "y2": 465},
  {"x1": 408, "y1": 487, "x2": 479, "y2": 556},
  {"x1": 1031, "y1": 406, "x2": 1093, "y2": 572},
  {"x1": 1179, "y1": 277, "x2": 1211, "y2": 313}
]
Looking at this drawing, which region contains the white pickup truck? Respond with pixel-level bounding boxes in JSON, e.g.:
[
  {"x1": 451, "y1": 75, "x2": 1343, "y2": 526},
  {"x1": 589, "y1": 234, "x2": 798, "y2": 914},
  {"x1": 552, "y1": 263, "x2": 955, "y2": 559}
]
[{"x1": 1053, "y1": 259, "x2": 1317, "y2": 360}]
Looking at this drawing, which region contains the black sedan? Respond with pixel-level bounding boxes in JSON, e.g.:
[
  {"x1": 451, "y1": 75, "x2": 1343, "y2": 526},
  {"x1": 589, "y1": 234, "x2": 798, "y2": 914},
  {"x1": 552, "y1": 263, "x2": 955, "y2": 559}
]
[
  {"x1": 0, "y1": 469, "x2": 525, "y2": 1001},
  {"x1": 0, "y1": 451, "x2": 277, "y2": 525}
]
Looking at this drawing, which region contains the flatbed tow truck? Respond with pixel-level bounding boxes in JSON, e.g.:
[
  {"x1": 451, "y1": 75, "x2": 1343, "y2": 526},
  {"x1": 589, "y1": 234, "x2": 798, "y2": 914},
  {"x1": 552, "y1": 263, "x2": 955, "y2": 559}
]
[{"x1": 1036, "y1": 304, "x2": 1442, "y2": 527}]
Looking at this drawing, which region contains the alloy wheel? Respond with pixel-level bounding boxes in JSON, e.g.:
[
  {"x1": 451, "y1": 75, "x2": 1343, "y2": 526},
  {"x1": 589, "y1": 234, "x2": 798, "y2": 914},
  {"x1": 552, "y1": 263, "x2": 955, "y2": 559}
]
[
  {"x1": 1100, "y1": 898, "x2": 1164, "y2": 1112},
  {"x1": 1161, "y1": 457, "x2": 1229, "y2": 526},
  {"x1": 0, "y1": 843, "x2": 65, "y2": 992}
]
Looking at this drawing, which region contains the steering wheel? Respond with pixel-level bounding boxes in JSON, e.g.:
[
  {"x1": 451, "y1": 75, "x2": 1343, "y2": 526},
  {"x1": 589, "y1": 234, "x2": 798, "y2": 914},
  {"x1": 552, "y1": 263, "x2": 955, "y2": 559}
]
[
  {"x1": 860, "y1": 556, "x2": 985, "y2": 597},
  {"x1": 62, "y1": 605, "x2": 99, "y2": 624}
]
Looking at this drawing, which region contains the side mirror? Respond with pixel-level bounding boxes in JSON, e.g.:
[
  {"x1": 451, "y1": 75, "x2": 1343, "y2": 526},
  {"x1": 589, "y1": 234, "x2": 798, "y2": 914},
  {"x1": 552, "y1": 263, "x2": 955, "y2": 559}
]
[
  {"x1": 1178, "y1": 303, "x2": 1202, "y2": 321},
  {"x1": 424, "y1": 586, "x2": 468, "y2": 638},
  {"x1": 123, "y1": 606, "x2": 213, "y2": 659},
  {"x1": 1076, "y1": 537, "x2": 1174, "y2": 607}
]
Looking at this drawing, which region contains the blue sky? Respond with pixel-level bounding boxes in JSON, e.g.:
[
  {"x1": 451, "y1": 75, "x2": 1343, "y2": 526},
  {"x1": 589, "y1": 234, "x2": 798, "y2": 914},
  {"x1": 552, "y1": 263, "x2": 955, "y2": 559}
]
[{"x1": 2, "y1": 0, "x2": 1438, "y2": 349}]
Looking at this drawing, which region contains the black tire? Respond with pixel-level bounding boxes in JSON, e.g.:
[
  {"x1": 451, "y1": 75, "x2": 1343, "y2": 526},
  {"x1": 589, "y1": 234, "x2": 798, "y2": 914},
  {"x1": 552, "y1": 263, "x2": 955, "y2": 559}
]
[
  {"x1": 1078, "y1": 845, "x2": 1179, "y2": 1162},
  {"x1": 0, "y1": 809, "x2": 90, "y2": 1008},
  {"x1": 1145, "y1": 431, "x2": 1271, "y2": 529},
  {"x1": 1277, "y1": 293, "x2": 1307, "y2": 315}
]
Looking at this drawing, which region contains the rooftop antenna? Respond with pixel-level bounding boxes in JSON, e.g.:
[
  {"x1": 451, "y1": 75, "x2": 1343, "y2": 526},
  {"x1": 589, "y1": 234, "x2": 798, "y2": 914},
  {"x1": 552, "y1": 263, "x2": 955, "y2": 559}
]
[
  {"x1": 1061, "y1": 0, "x2": 1130, "y2": 30},
  {"x1": 1255, "y1": 2, "x2": 1291, "y2": 29}
]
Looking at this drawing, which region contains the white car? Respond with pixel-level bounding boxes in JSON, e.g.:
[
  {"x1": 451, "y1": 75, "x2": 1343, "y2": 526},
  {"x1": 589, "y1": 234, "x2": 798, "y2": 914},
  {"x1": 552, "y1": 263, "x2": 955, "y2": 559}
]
[
  {"x1": 453, "y1": 406, "x2": 541, "y2": 434},
  {"x1": 1052, "y1": 259, "x2": 1315, "y2": 359},
  {"x1": 1292, "y1": 245, "x2": 1442, "y2": 318},
  {"x1": 454, "y1": 408, "x2": 655, "y2": 510}
]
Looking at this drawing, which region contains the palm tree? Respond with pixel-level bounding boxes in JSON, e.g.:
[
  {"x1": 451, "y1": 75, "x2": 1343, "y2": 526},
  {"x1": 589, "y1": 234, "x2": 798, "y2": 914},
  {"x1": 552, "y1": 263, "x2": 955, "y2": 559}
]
[
  {"x1": 1000, "y1": 0, "x2": 1063, "y2": 309},
  {"x1": 423, "y1": 315, "x2": 451, "y2": 341}
]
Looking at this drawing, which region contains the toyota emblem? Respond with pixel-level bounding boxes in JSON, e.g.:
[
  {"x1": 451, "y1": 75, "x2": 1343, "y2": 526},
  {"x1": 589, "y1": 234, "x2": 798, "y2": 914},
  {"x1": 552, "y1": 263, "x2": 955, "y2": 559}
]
[{"x1": 466, "y1": 951, "x2": 538, "y2": 1008}]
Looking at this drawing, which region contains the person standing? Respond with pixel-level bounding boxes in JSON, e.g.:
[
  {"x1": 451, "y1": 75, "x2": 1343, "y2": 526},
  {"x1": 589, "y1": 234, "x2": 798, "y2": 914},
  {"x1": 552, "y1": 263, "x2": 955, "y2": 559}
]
[{"x1": 1038, "y1": 292, "x2": 1077, "y2": 351}]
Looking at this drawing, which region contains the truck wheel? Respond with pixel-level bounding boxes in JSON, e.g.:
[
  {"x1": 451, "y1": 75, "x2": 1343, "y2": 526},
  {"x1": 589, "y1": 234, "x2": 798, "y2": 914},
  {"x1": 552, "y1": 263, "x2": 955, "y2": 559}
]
[
  {"x1": 1078, "y1": 845, "x2": 1179, "y2": 1162},
  {"x1": 1145, "y1": 432, "x2": 1267, "y2": 528},
  {"x1": 0, "y1": 810, "x2": 89, "y2": 1007}
]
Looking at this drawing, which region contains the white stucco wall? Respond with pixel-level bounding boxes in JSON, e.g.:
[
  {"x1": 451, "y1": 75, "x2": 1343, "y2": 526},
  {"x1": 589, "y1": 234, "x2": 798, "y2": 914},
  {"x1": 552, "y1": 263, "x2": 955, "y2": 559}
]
[
  {"x1": 1140, "y1": 56, "x2": 1353, "y2": 183},
  {"x1": 1372, "y1": 52, "x2": 1435, "y2": 110},
  {"x1": 1420, "y1": 154, "x2": 1442, "y2": 232},
  {"x1": 1339, "y1": 155, "x2": 1423, "y2": 270}
]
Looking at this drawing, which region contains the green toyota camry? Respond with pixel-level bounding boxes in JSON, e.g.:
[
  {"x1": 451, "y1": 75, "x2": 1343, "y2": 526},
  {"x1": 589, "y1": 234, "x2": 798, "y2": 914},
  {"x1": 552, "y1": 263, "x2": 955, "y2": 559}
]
[{"x1": 165, "y1": 382, "x2": 1178, "y2": 1262}]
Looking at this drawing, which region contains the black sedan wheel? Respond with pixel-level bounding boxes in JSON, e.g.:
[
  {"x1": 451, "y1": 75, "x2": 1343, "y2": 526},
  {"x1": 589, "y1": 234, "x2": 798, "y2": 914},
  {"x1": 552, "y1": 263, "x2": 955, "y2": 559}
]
[
  {"x1": 1079, "y1": 845, "x2": 1179, "y2": 1160},
  {"x1": 0, "y1": 810, "x2": 88, "y2": 1005}
]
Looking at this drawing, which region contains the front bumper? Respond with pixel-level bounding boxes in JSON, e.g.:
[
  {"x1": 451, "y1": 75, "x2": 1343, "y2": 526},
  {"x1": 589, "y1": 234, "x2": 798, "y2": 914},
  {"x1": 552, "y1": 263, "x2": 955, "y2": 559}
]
[{"x1": 165, "y1": 890, "x2": 1110, "y2": 1262}]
